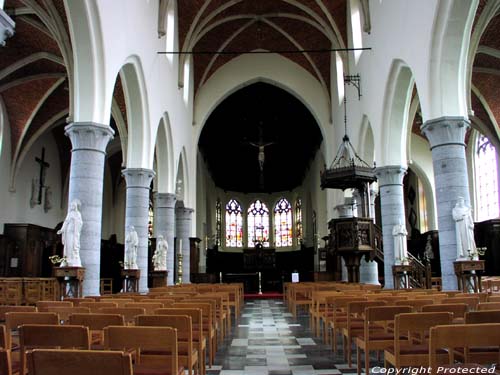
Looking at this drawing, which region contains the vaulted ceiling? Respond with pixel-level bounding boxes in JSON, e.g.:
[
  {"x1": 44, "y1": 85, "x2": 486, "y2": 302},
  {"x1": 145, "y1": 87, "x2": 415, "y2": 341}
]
[{"x1": 176, "y1": 0, "x2": 349, "y2": 96}]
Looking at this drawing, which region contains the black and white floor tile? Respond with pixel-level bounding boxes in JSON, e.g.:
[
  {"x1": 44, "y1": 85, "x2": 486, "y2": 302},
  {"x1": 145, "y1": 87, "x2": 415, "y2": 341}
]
[{"x1": 206, "y1": 299, "x2": 383, "y2": 375}]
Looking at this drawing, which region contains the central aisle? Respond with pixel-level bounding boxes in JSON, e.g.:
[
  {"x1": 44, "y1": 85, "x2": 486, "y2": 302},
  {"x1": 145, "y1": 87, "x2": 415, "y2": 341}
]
[{"x1": 207, "y1": 299, "x2": 372, "y2": 375}]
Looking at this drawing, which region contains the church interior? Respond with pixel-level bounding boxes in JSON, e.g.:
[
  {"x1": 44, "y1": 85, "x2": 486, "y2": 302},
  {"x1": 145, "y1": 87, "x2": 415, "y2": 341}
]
[{"x1": 1, "y1": 0, "x2": 500, "y2": 374}]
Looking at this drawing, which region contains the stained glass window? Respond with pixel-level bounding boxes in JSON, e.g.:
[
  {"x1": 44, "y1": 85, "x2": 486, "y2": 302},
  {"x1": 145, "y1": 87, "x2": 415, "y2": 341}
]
[
  {"x1": 295, "y1": 198, "x2": 303, "y2": 243},
  {"x1": 248, "y1": 199, "x2": 270, "y2": 247},
  {"x1": 225, "y1": 199, "x2": 243, "y2": 247},
  {"x1": 274, "y1": 198, "x2": 293, "y2": 247},
  {"x1": 215, "y1": 199, "x2": 222, "y2": 246},
  {"x1": 475, "y1": 134, "x2": 499, "y2": 221}
]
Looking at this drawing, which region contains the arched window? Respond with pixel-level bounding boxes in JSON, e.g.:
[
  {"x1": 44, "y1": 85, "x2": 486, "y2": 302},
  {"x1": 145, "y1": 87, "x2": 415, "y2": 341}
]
[
  {"x1": 215, "y1": 199, "x2": 221, "y2": 246},
  {"x1": 475, "y1": 134, "x2": 499, "y2": 221},
  {"x1": 274, "y1": 198, "x2": 292, "y2": 247},
  {"x1": 295, "y1": 198, "x2": 303, "y2": 243},
  {"x1": 225, "y1": 199, "x2": 243, "y2": 247},
  {"x1": 247, "y1": 199, "x2": 270, "y2": 247}
]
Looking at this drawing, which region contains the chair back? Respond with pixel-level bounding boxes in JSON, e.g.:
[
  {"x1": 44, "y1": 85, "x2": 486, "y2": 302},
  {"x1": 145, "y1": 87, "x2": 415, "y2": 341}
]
[
  {"x1": 68, "y1": 313, "x2": 125, "y2": 331},
  {"x1": 429, "y1": 323, "x2": 500, "y2": 374},
  {"x1": 104, "y1": 325, "x2": 179, "y2": 374},
  {"x1": 97, "y1": 307, "x2": 145, "y2": 325},
  {"x1": 441, "y1": 297, "x2": 480, "y2": 310},
  {"x1": 63, "y1": 298, "x2": 95, "y2": 306},
  {"x1": 47, "y1": 307, "x2": 90, "y2": 324},
  {"x1": 36, "y1": 301, "x2": 73, "y2": 312},
  {"x1": 465, "y1": 310, "x2": 500, "y2": 324},
  {"x1": 394, "y1": 299, "x2": 434, "y2": 312},
  {"x1": 124, "y1": 302, "x2": 164, "y2": 315},
  {"x1": 422, "y1": 303, "x2": 468, "y2": 318},
  {"x1": 0, "y1": 306, "x2": 36, "y2": 321},
  {"x1": 394, "y1": 312, "x2": 452, "y2": 347},
  {"x1": 478, "y1": 302, "x2": 500, "y2": 311},
  {"x1": 5, "y1": 312, "x2": 59, "y2": 350},
  {"x1": 27, "y1": 349, "x2": 133, "y2": 375},
  {"x1": 19, "y1": 324, "x2": 90, "y2": 375},
  {"x1": 79, "y1": 301, "x2": 118, "y2": 312}
]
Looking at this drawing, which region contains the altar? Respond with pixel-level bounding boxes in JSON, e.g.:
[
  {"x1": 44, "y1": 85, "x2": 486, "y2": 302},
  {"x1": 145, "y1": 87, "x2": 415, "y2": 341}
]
[{"x1": 243, "y1": 246, "x2": 276, "y2": 270}]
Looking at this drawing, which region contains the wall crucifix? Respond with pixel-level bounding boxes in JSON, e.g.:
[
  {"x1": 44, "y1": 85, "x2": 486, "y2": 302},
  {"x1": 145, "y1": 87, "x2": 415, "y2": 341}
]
[{"x1": 35, "y1": 147, "x2": 50, "y2": 204}]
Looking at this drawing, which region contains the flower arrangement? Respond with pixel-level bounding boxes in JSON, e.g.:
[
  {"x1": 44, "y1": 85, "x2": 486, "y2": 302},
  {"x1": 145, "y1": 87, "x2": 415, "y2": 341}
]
[{"x1": 49, "y1": 255, "x2": 67, "y2": 267}]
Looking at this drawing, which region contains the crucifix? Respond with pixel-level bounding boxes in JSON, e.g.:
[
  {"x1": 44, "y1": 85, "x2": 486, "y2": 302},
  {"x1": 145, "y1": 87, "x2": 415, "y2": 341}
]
[
  {"x1": 35, "y1": 147, "x2": 50, "y2": 204},
  {"x1": 248, "y1": 123, "x2": 274, "y2": 173}
]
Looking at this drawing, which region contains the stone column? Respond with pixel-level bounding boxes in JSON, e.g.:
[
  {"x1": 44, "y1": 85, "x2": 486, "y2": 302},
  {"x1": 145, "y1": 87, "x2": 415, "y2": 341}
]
[
  {"x1": 376, "y1": 166, "x2": 407, "y2": 289},
  {"x1": 175, "y1": 206, "x2": 194, "y2": 284},
  {"x1": 122, "y1": 168, "x2": 155, "y2": 292},
  {"x1": 65, "y1": 122, "x2": 114, "y2": 296},
  {"x1": 421, "y1": 116, "x2": 471, "y2": 290},
  {"x1": 360, "y1": 184, "x2": 380, "y2": 285},
  {"x1": 153, "y1": 192, "x2": 176, "y2": 285}
]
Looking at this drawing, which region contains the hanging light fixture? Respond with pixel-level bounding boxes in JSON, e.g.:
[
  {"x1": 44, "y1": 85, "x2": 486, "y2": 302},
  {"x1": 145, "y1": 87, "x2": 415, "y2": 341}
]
[{"x1": 320, "y1": 74, "x2": 376, "y2": 192}]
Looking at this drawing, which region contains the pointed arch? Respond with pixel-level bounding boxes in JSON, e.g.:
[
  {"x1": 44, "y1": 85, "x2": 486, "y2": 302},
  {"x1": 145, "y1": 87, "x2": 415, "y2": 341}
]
[
  {"x1": 380, "y1": 59, "x2": 415, "y2": 165},
  {"x1": 428, "y1": 0, "x2": 478, "y2": 119},
  {"x1": 153, "y1": 113, "x2": 175, "y2": 193},
  {"x1": 64, "y1": 0, "x2": 107, "y2": 123},
  {"x1": 175, "y1": 147, "x2": 189, "y2": 204},
  {"x1": 118, "y1": 55, "x2": 151, "y2": 169},
  {"x1": 358, "y1": 115, "x2": 375, "y2": 165}
]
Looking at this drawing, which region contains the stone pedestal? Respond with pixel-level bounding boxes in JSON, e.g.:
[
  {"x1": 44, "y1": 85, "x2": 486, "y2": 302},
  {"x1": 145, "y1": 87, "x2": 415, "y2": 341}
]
[
  {"x1": 421, "y1": 117, "x2": 471, "y2": 290},
  {"x1": 123, "y1": 168, "x2": 155, "y2": 293},
  {"x1": 176, "y1": 206, "x2": 194, "y2": 284},
  {"x1": 65, "y1": 122, "x2": 114, "y2": 296},
  {"x1": 359, "y1": 258, "x2": 379, "y2": 285},
  {"x1": 153, "y1": 193, "x2": 176, "y2": 285},
  {"x1": 376, "y1": 166, "x2": 407, "y2": 289}
]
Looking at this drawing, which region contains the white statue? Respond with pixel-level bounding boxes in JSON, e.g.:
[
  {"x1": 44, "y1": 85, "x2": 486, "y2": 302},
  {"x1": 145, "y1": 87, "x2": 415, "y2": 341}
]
[
  {"x1": 152, "y1": 235, "x2": 168, "y2": 271},
  {"x1": 392, "y1": 220, "x2": 408, "y2": 265},
  {"x1": 57, "y1": 199, "x2": 82, "y2": 267},
  {"x1": 125, "y1": 225, "x2": 139, "y2": 269},
  {"x1": 452, "y1": 196, "x2": 477, "y2": 260}
]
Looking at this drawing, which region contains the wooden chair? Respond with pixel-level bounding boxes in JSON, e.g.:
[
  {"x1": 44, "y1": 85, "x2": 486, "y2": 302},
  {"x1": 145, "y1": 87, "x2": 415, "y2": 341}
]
[
  {"x1": 155, "y1": 308, "x2": 206, "y2": 374},
  {"x1": 35, "y1": 301, "x2": 73, "y2": 312},
  {"x1": 394, "y1": 299, "x2": 434, "y2": 312},
  {"x1": 441, "y1": 297, "x2": 480, "y2": 311},
  {"x1": 383, "y1": 312, "x2": 452, "y2": 370},
  {"x1": 325, "y1": 295, "x2": 366, "y2": 350},
  {"x1": 79, "y1": 301, "x2": 118, "y2": 312},
  {"x1": 98, "y1": 307, "x2": 146, "y2": 325},
  {"x1": 465, "y1": 310, "x2": 500, "y2": 324},
  {"x1": 124, "y1": 302, "x2": 164, "y2": 315},
  {"x1": 172, "y1": 302, "x2": 216, "y2": 367},
  {"x1": 422, "y1": 303, "x2": 468, "y2": 323},
  {"x1": 477, "y1": 302, "x2": 500, "y2": 311},
  {"x1": 5, "y1": 312, "x2": 59, "y2": 351},
  {"x1": 0, "y1": 306, "x2": 36, "y2": 322},
  {"x1": 68, "y1": 313, "x2": 125, "y2": 347},
  {"x1": 47, "y1": 306, "x2": 90, "y2": 324},
  {"x1": 355, "y1": 305, "x2": 412, "y2": 375},
  {"x1": 19, "y1": 324, "x2": 90, "y2": 375},
  {"x1": 0, "y1": 325, "x2": 15, "y2": 375},
  {"x1": 136, "y1": 314, "x2": 199, "y2": 375},
  {"x1": 27, "y1": 349, "x2": 133, "y2": 375},
  {"x1": 429, "y1": 323, "x2": 500, "y2": 374},
  {"x1": 341, "y1": 300, "x2": 386, "y2": 367},
  {"x1": 63, "y1": 297, "x2": 95, "y2": 306},
  {"x1": 104, "y1": 325, "x2": 183, "y2": 375}
]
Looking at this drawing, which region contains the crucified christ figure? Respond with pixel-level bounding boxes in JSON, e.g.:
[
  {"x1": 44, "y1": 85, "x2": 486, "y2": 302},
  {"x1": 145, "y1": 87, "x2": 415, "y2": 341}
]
[{"x1": 249, "y1": 126, "x2": 274, "y2": 172}]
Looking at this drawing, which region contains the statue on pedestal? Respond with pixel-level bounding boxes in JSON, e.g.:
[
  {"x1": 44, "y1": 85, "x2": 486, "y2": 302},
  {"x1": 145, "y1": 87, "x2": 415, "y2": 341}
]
[
  {"x1": 392, "y1": 220, "x2": 408, "y2": 265},
  {"x1": 125, "y1": 225, "x2": 139, "y2": 269},
  {"x1": 452, "y1": 196, "x2": 477, "y2": 260},
  {"x1": 152, "y1": 235, "x2": 168, "y2": 271},
  {"x1": 57, "y1": 199, "x2": 82, "y2": 267}
]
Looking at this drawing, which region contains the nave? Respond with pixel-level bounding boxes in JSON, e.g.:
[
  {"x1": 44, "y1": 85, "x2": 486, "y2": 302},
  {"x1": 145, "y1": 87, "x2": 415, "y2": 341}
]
[{"x1": 208, "y1": 299, "x2": 377, "y2": 375}]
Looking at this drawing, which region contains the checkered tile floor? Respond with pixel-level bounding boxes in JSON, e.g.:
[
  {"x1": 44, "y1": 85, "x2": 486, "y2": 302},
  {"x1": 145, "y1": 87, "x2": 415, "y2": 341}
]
[{"x1": 206, "y1": 299, "x2": 382, "y2": 375}]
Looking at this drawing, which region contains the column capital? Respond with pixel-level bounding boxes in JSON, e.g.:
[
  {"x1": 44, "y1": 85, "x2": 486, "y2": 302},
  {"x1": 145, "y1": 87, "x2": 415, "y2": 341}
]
[
  {"x1": 421, "y1": 116, "x2": 470, "y2": 150},
  {"x1": 375, "y1": 165, "x2": 407, "y2": 187},
  {"x1": 65, "y1": 122, "x2": 114, "y2": 153},
  {"x1": 122, "y1": 168, "x2": 155, "y2": 188},
  {"x1": 154, "y1": 192, "x2": 176, "y2": 208},
  {"x1": 176, "y1": 206, "x2": 194, "y2": 217}
]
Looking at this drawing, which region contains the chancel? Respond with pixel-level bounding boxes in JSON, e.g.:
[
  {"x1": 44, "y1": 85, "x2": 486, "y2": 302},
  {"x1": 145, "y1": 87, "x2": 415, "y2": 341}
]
[{"x1": 1, "y1": 1, "x2": 500, "y2": 374}]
